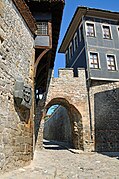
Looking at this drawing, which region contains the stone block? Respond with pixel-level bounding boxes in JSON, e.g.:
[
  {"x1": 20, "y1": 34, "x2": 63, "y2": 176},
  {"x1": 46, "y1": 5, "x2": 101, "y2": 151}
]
[
  {"x1": 0, "y1": 153, "x2": 5, "y2": 169},
  {"x1": 58, "y1": 68, "x2": 74, "y2": 78}
]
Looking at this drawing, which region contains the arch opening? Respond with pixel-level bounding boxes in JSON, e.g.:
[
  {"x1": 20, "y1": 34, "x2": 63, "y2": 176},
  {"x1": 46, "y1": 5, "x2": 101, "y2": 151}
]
[{"x1": 43, "y1": 98, "x2": 84, "y2": 150}]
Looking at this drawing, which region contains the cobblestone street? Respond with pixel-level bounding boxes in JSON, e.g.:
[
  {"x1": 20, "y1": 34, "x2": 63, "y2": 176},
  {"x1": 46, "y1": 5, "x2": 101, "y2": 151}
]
[{"x1": 0, "y1": 140, "x2": 119, "y2": 179}]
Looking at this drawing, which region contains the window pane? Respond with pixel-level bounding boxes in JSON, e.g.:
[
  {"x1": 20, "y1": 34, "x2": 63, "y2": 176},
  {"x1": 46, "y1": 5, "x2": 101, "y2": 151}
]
[
  {"x1": 69, "y1": 43, "x2": 73, "y2": 59},
  {"x1": 112, "y1": 66, "x2": 115, "y2": 70},
  {"x1": 94, "y1": 64, "x2": 98, "y2": 69},
  {"x1": 107, "y1": 55, "x2": 116, "y2": 71},
  {"x1": 37, "y1": 22, "x2": 48, "y2": 35},
  {"x1": 103, "y1": 26, "x2": 111, "y2": 39},
  {"x1": 87, "y1": 23, "x2": 95, "y2": 37},
  {"x1": 74, "y1": 33, "x2": 78, "y2": 51},
  {"x1": 89, "y1": 52, "x2": 99, "y2": 69}
]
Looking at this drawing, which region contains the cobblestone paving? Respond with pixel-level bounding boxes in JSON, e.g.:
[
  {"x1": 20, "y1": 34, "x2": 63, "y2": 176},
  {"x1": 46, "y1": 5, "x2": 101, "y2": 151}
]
[{"x1": 0, "y1": 140, "x2": 119, "y2": 179}]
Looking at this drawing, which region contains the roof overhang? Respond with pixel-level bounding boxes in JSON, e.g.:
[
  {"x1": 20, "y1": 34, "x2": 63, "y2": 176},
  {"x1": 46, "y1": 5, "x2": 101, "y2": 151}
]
[
  {"x1": 25, "y1": 0, "x2": 65, "y2": 68},
  {"x1": 12, "y1": 0, "x2": 37, "y2": 34},
  {"x1": 59, "y1": 6, "x2": 119, "y2": 53}
]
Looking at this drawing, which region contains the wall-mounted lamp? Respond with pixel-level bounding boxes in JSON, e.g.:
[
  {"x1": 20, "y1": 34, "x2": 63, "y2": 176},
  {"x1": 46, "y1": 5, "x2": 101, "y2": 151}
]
[{"x1": 36, "y1": 89, "x2": 44, "y2": 100}]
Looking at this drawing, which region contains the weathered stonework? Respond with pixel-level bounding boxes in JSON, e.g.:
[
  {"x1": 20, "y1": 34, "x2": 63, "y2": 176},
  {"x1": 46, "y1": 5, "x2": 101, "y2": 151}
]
[
  {"x1": 44, "y1": 106, "x2": 72, "y2": 145},
  {"x1": 37, "y1": 68, "x2": 119, "y2": 152},
  {"x1": 34, "y1": 99, "x2": 45, "y2": 150},
  {"x1": 36, "y1": 68, "x2": 92, "y2": 151},
  {"x1": 0, "y1": 0, "x2": 118, "y2": 173},
  {"x1": 0, "y1": 0, "x2": 35, "y2": 172},
  {"x1": 89, "y1": 80, "x2": 119, "y2": 152}
]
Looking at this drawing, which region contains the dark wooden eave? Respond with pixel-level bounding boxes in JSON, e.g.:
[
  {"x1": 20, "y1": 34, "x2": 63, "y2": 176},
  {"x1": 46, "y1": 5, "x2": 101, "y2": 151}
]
[
  {"x1": 24, "y1": 0, "x2": 65, "y2": 92},
  {"x1": 12, "y1": 0, "x2": 37, "y2": 34},
  {"x1": 25, "y1": 0, "x2": 65, "y2": 68}
]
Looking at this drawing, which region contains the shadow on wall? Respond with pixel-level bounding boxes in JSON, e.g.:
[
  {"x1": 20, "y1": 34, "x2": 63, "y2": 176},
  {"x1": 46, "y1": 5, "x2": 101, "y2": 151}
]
[
  {"x1": 34, "y1": 68, "x2": 53, "y2": 146},
  {"x1": 43, "y1": 105, "x2": 72, "y2": 147},
  {"x1": 94, "y1": 88, "x2": 119, "y2": 152},
  {"x1": 14, "y1": 104, "x2": 30, "y2": 124},
  {"x1": 34, "y1": 115, "x2": 43, "y2": 144},
  {"x1": 45, "y1": 97, "x2": 84, "y2": 150}
]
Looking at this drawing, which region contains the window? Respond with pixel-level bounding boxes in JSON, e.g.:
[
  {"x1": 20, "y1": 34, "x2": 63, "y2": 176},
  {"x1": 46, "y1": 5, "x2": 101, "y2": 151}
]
[
  {"x1": 65, "y1": 50, "x2": 69, "y2": 64},
  {"x1": 107, "y1": 55, "x2": 117, "y2": 71},
  {"x1": 86, "y1": 23, "x2": 95, "y2": 37},
  {"x1": 89, "y1": 52, "x2": 99, "y2": 69},
  {"x1": 73, "y1": 32, "x2": 78, "y2": 51},
  {"x1": 79, "y1": 27, "x2": 81, "y2": 42},
  {"x1": 36, "y1": 22, "x2": 48, "y2": 35},
  {"x1": 78, "y1": 24, "x2": 84, "y2": 42},
  {"x1": 69, "y1": 42, "x2": 73, "y2": 59},
  {"x1": 102, "y1": 25, "x2": 111, "y2": 39}
]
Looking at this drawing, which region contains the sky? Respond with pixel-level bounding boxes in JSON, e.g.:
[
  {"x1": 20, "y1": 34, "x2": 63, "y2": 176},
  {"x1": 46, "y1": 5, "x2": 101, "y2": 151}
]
[{"x1": 54, "y1": 0, "x2": 119, "y2": 77}]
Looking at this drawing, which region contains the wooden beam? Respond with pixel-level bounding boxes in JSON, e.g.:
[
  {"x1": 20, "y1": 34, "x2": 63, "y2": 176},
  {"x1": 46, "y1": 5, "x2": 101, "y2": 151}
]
[
  {"x1": 12, "y1": 0, "x2": 37, "y2": 34},
  {"x1": 34, "y1": 48, "x2": 49, "y2": 77}
]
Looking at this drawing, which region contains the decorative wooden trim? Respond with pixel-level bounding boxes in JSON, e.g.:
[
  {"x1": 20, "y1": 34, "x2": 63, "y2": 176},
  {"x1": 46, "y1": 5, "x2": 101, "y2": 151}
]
[{"x1": 35, "y1": 46, "x2": 51, "y2": 49}]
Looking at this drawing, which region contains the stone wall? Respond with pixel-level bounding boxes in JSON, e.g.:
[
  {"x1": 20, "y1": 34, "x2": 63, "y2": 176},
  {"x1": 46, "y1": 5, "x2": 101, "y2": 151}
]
[
  {"x1": 34, "y1": 99, "x2": 45, "y2": 150},
  {"x1": 89, "y1": 80, "x2": 119, "y2": 152},
  {"x1": 43, "y1": 68, "x2": 92, "y2": 151},
  {"x1": 44, "y1": 106, "x2": 72, "y2": 145},
  {"x1": 42, "y1": 68, "x2": 119, "y2": 152},
  {"x1": 0, "y1": 0, "x2": 35, "y2": 171}
]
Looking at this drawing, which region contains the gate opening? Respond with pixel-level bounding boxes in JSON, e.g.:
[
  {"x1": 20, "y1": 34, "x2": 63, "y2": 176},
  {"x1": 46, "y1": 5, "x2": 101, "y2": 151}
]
[
  {"x1": 43, "y1": 98, "x2": 84, "y2": 150},
  {"x1": 43, "y1": 104, "x2": 73, "y2": 148}
]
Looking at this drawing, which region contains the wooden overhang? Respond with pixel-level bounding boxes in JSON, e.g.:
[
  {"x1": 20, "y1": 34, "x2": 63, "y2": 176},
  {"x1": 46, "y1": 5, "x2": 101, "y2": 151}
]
[
  {"x1": 24, "y1": 0, "x2": 65, "y2": 91},
  {"x1": 25, "y1": 0, "x2": 65, "y2": 68},
  {"x1": 12, "y1": 0, "x2": 37, "y2": 34},
  {"x1": 59, "y1": 6, "x2": 119, "y2": 53}
]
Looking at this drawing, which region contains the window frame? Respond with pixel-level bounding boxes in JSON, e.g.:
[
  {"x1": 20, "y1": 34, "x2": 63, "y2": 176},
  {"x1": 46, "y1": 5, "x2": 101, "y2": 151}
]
[
  {"x1": 69, "y1": 42, "x2": 73, "y2": 59},
  {"x1": 65, "y1": 50, "x2": 69, "y2": 65},
  {"x1": 78, "y1": 22, "x2": 83, "y2": 42},
  {"x1": 85, "y1": 21, "x2": 96, "y2": 37},
  {"x1": 88, "y1": 51, "x2": 100, "y2": 69},
  {"x1": 36, "y1": 21, "x2": 48, "y2": 36},
  {"x1": 73, "y1": 32, "x2": 79, "y2": 52},
  {"x1": 79, "y1": 27, "x2": 81, "y2": 42},
  {"x1": 101, "y1": 24, "x2": 113, "y2": 40},
  {"x1": 106, "y1": 54, "x2": 118, "y2": 71}
]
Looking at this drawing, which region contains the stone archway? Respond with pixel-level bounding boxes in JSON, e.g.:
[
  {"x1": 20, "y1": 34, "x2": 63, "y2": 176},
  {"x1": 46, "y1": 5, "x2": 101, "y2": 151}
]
[
  {"x1": 44, "y1": 68, "x2": 92, "y2": 151},
  {"x1": 35, "y1": 68, "x2": 92, "y2": 151},
  {"x1": 44, "y1": 97, "x2": 84, "y2": 150}
]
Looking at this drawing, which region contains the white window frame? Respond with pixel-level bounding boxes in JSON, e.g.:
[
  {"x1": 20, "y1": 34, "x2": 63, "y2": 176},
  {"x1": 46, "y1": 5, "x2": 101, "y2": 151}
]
[
  {"x1": 106, "y1": 54, "x2": 118, "y2": 71},
  {"x1": 69, "y1": 42, "x2": 73, "y2": 59},
  {"x1": 65, "y1": 50, "x2": 69, "y2": 64},
  {"x1": 85, "y1": 21, "x2": 96, "y2": 37},
  {"x1": 73, "y1": 32, "x2": 78, "y2": 52},
  {"x1": 88, "y1": 51, "x2": 101, "y2": 69},
  {"x1": 78, "y1": 22, "x2": 83, "y2": 42},
  {"x1": 79, "y1": 27, "x2": 81, "y2": 42},
  {"x1": 101, "y1": 24, "x2": 113, "y2": 39}
]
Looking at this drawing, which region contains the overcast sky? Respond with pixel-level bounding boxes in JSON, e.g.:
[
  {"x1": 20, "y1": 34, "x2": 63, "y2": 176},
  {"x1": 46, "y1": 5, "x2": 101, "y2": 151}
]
[{"x1": 54, "y1": 0, "x2": 119, "y2": 77}]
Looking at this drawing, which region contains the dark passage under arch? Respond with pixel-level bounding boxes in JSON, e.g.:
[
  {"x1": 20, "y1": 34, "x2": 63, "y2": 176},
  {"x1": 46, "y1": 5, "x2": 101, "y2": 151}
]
[{"x1": 43, "y1": 98, "x2": 84, "y2": 150}]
